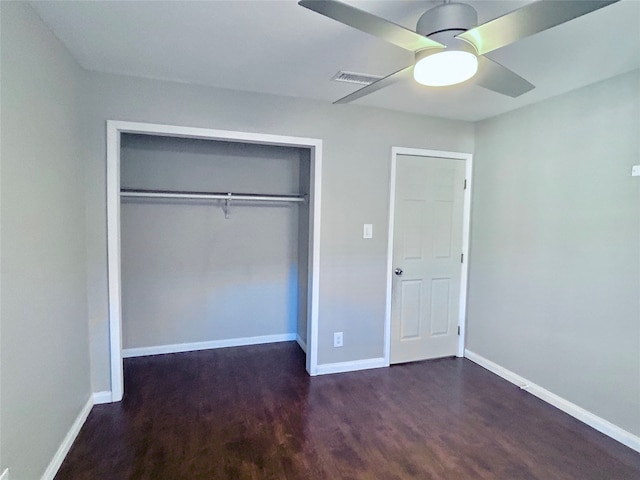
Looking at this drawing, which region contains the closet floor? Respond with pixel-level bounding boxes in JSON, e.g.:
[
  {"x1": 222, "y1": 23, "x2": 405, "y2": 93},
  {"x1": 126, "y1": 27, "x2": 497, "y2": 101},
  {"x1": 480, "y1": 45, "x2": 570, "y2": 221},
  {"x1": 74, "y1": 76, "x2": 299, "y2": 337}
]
[{"x1": 55, "y1": 342, "x2": 640, "y2": 479}]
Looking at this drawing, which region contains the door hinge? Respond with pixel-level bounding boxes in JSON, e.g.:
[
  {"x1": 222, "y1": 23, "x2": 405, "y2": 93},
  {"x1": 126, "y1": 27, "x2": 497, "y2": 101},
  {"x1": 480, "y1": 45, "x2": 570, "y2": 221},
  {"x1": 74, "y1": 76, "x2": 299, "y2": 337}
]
[
  {"x1": 457, "y1": 326, "x2": 461, "y2": 336},
  {"x1": 464, "y1": 179, "x2": 467, "y2": 190},
  {"x1": 461, "y1": 253, "x2": 464, "y2": 263}
]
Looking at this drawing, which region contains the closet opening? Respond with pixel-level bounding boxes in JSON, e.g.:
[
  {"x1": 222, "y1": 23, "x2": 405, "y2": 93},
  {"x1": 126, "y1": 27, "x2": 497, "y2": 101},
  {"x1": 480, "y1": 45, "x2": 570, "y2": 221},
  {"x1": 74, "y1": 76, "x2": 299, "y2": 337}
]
[{"x1": 107, "y1": 122, "x2": 322, "y2": 402}]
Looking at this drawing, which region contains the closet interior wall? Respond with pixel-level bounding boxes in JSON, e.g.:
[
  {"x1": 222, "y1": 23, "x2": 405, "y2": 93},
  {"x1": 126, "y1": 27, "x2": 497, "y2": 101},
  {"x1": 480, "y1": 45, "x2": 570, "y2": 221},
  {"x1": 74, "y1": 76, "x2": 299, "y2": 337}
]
[{"x1": 120, "y1": 134, "x2": 310, "y2": 354}]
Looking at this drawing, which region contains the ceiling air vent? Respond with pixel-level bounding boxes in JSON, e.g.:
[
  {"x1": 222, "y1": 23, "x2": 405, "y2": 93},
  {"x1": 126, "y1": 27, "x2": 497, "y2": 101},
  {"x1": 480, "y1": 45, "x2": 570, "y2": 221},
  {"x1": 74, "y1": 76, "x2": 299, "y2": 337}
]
[{"x1": 331, "y1": 71, "x2": 383, "y2": 86}]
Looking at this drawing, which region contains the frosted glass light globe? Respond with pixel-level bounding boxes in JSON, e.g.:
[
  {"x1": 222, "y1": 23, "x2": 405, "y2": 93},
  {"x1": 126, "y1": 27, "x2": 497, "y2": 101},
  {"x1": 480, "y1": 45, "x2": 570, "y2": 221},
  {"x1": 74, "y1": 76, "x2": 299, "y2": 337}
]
[{"x1": 413, "y1": 50, "x2": 478, "y2": 87}]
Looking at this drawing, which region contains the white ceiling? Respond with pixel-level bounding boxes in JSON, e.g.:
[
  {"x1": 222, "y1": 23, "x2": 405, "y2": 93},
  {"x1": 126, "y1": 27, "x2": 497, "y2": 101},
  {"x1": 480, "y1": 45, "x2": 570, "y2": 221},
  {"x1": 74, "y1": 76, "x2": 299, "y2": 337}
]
[{"x1": 30, "y1": 0, "x2": 640, "y2": 122}]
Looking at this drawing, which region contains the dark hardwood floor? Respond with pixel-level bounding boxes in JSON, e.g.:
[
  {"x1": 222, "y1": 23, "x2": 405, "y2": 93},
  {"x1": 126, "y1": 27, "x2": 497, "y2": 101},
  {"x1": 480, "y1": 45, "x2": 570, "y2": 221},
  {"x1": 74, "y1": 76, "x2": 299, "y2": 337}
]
[{"x1": 56, "y1": 342, "x2": 640, "y2": 479}]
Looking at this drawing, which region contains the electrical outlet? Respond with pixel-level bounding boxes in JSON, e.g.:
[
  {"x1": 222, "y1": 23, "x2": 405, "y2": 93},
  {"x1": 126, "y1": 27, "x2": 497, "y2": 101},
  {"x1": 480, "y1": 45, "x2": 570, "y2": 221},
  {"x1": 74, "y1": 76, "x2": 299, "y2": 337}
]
[
  {"x1": 632, "y1": 165, "x2": 640, "y2": 177},
  {"x1": 363, "y1": 224, "x2": 373, "y2": 239},
  {"x1": 333, "y1": 331, "x2": 343, "y2": 347}
]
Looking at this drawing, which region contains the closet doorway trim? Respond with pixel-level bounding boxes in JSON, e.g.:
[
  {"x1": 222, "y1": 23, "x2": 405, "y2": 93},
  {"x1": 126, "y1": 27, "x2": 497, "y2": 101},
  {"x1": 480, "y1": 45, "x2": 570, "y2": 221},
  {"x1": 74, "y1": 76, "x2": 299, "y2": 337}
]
[{"x1": 107, "y1": 121, "x2": 322, "y2": 402}]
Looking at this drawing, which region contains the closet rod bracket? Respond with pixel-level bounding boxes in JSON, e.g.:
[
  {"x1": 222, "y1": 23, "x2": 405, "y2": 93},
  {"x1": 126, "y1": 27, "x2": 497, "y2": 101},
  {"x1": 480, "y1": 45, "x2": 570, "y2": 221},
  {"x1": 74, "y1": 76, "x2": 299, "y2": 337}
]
[{"x1": 223, "y1": 193, "x2": 232, "y2": 219}]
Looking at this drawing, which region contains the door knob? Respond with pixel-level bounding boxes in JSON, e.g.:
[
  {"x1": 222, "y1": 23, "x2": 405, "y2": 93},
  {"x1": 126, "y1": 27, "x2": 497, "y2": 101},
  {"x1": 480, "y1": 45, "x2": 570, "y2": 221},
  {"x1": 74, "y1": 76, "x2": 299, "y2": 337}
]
[{"x1": 394, "y1": 268, "x2": 403, "y2": 276}]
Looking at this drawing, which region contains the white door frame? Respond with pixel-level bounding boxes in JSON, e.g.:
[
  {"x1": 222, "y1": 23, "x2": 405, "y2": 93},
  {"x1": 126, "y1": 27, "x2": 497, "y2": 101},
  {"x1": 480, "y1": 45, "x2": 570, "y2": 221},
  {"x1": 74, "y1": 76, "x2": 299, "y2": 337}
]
[
  {"x1": 106, "y1": 121, "x2": 323, "y2": 402},
  {"x1": 384, "y1": 147, "x2": 473, "y2": 365}
]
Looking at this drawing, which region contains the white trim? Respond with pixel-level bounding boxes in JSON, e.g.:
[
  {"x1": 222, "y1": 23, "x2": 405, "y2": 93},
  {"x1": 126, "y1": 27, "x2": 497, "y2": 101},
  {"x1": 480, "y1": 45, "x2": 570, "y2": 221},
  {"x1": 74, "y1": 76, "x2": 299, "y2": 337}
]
[
  {"x1": 1, "y1": 468, "x2": 9, "y2": 480},
  {"x1": 306, "y1": 141, "x2": 322, "y2": 376},
  {"x1": 465, "y1": 350, "x2": 640, "y2": 454},
  {"x1": 296, "y1": 334, "x2": 307, "y2": 354},
  {"x1": 315, "y1": 357, "x2": 387, "y2": 375},
  {"x1": 107, "y1": 122, "x2": 124, "y2": 402},
  {"x1": 40, "y1": 397, "x2": 93, "y2": 480},
  {"x1": 458, "y1": 151, "x2": 473, "y2": 357},
  {"x1": 107, "y1": 121, "x2": 321, "y2": 394},
  {"x1": 385, "y1": 147, "x2": 473, "y2": 365},
  {"x1": 383, "y1": 152, "x2": 397, "y2": 366},
  {"x1": 92, "y1": 391, "x2": 112, "y2": 405},
  {"x1": 105, "y1": 121, "x2": 323, "y2": 148},
  {"x1": 122, "y1": 334, "x2": 297, "y2": 358}
]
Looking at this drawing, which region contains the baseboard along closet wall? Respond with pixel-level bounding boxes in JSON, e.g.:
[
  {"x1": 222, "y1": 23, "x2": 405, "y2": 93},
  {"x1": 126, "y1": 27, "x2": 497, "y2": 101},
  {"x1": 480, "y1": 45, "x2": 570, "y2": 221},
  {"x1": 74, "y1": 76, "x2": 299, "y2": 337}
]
[{"x1": 119, "y1": 134, "x2": 310, "y2": 357}]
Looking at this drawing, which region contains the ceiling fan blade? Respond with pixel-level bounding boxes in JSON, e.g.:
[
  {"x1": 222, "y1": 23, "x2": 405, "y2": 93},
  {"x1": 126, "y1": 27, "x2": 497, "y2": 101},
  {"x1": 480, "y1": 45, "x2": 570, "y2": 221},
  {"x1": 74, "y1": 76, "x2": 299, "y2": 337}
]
[
  {"x1": 299, "y1": 0, "x2": 444, "y2": 52},
  {"x1": 475, "y1": 56, "x2": 535, "y2": 98},
  {"x1": 458, "y1": 0, "x2": 619, "y2": 56},
  {"x1": 334, "y1": 65, "x2": 414, "y2": 104}
]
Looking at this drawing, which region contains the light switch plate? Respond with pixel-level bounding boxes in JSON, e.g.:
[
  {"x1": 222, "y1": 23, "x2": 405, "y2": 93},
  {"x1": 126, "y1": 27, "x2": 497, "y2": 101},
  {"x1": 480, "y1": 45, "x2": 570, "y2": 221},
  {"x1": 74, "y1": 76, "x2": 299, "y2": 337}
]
[
  {"x1": 632, "y1": 165, "x2": 640, "y2": 177},
  {"x1": 363, "y1": 224, "x2": 373, "y2": 239}
]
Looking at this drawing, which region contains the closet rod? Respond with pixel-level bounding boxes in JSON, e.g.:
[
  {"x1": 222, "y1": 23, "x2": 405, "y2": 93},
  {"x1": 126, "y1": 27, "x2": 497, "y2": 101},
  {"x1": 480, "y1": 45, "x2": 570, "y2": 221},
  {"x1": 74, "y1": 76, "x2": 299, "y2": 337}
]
[{"x1": 120, "y1": 189, "x2": 306, "y2": 203}]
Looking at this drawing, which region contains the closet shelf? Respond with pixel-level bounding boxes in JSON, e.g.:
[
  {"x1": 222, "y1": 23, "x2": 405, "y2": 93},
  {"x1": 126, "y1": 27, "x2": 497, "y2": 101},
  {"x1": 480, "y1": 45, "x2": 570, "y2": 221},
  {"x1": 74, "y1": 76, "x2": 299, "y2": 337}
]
[{"x1": 120, "y1": 189, "x2": 306, "y2": 203}]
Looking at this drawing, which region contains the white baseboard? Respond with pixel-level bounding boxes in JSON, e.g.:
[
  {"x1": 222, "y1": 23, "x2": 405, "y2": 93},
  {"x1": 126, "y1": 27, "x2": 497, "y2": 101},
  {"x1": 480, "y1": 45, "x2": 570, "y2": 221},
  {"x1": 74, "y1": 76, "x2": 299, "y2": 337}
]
[
  {"x1": 122, "y1": 333, "x2": 297, "y2": 358},
  {"x1": 1, "y1": 468, "x2": 9, "y2": 480},
  {"x1": 296, "y1": 334, "x2": 307, "y2": 353},
  {"x1": 92, "y1": 390, "x2": 112, "y2": 404},
  {"x1": 315, "y1": 357, "x2": 387, "y2": 375},
  {"x1": 464, "y1": 349, "x2": 640, "y2": 454},
  {"x1": 40, "y1": 396, "x2": 93, "y2": 480}
]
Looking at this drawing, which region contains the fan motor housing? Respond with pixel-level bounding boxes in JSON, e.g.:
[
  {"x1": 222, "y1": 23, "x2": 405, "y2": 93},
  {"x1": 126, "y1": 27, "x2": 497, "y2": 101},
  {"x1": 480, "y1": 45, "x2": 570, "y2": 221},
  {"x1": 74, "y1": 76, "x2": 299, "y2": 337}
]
[{"x1": 416, "y1": 2, "x2": 478, "y2": 46}]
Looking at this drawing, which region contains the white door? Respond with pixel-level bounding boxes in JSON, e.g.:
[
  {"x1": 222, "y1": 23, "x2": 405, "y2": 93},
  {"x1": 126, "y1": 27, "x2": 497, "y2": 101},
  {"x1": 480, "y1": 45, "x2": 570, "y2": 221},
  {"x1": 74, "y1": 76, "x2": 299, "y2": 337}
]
[{"x1": 390, "y1": 154, "x2": 466, "y2": 364}]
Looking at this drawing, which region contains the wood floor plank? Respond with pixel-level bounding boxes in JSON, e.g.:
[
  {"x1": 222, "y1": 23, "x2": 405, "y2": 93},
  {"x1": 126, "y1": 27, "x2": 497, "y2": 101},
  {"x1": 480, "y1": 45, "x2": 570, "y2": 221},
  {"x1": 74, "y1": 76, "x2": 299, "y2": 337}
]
[{"x1": 55, "y1": 342, "x2": 640, "y2": 479}]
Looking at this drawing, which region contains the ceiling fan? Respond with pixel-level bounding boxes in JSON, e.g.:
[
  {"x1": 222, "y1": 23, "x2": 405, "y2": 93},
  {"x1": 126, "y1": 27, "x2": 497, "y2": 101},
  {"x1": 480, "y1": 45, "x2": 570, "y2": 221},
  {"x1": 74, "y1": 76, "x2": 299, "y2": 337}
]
[{"x1": 298, "y1": 0, "x2": 619, "y2": 103}]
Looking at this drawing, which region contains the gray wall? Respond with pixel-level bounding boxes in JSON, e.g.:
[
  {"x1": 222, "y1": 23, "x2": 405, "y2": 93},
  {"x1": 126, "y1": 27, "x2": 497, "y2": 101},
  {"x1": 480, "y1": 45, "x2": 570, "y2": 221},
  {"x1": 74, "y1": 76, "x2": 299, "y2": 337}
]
[
  {"x1": 120, "y1": 134, "x2": 308, "y2": 348},
  {"x1": 467, "y1": 71, "x2": 640, "y2": 436},
  {"x1": 0, "y1": 2, "x2": 91, "y2": 478},
  {"x1": 83, "y1": 72, "x2": 474, "y2": 391}
]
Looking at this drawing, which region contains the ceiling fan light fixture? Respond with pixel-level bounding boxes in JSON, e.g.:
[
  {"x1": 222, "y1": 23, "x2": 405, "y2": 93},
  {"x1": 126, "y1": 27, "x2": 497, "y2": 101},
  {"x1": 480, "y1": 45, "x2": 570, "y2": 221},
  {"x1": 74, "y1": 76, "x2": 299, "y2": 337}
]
[{"x1": 413, "y1": 50, "x2": 478, "y2": 87}]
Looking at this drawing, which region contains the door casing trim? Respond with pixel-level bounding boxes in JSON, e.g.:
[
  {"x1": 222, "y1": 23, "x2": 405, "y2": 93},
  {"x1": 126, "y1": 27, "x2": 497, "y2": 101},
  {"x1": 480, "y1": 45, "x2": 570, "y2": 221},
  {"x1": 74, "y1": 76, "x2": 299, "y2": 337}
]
[{"x1": 384, "y1": 147, "x2": 473, "y2": 365}]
